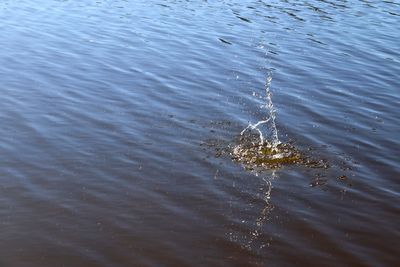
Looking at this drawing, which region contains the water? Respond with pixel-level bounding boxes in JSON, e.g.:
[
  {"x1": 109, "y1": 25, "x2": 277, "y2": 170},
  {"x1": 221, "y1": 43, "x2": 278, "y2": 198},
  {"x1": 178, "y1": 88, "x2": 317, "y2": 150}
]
[
  {"x1": 241, "y1": 71, "x2": 279, "y2": 147},
  {"x1": 0, "y1": 0, "x2": 399, "y2": 266}
]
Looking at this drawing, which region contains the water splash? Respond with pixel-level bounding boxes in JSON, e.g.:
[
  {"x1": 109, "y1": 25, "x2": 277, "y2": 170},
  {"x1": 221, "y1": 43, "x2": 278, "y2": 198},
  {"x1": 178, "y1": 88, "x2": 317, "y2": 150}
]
[
  {"x1": 241, "y1": 71, "x2": 280, "y2": 148},
  {"x1": 233, "y1": 70, "x2": 328, "y2": 171},
  {"x1": 234, "y1": 70, "x2": 300, "y2": 170}
]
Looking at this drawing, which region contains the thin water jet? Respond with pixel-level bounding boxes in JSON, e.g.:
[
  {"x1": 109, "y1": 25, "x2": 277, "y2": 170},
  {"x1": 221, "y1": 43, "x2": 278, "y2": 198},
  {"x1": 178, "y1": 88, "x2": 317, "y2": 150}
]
[{"x1": 241, "y1": 71, "x2": 280, "y2": 148}]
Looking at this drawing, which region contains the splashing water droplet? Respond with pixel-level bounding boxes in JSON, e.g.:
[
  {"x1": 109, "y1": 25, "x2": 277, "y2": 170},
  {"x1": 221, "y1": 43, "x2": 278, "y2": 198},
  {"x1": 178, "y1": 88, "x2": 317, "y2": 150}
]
[{"x1": 241, "y1": 71, "x2": 280, "y2": 149}]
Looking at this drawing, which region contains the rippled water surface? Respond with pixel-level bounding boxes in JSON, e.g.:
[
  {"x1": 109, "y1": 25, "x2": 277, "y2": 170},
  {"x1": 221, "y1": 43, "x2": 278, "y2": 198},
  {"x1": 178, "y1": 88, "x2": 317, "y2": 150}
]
[{"x1": 0, "y1": 0, "x2": 399, "y2": 266}]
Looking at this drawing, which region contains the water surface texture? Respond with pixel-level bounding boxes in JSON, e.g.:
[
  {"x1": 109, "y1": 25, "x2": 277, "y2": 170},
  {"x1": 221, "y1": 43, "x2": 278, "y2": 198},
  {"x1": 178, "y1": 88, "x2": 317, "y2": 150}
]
[{"x1": 0, "y1": 0, "x2": 399, "y2": 266}]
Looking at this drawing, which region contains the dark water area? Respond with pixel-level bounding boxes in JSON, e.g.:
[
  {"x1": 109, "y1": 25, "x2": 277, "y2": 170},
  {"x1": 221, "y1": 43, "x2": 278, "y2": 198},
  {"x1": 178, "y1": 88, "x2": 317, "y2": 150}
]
[{"x1": 0, "y1": 0, "x2": 399, "y2": 266}]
